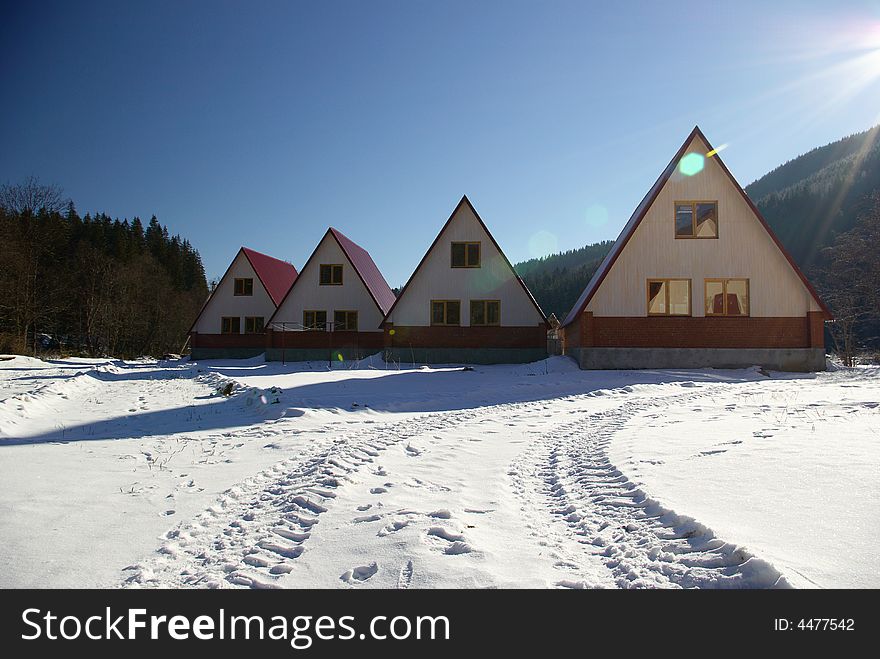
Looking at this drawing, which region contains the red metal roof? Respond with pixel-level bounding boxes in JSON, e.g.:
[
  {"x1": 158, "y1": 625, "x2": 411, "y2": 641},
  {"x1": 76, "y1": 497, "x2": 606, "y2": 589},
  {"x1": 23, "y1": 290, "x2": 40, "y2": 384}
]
[
  {"x1": 241, "y1": 247, "x2": 298, "y2": 306},
  {"x1": 328, "y1": 228, "x2": 397, "y2": 315},
  {"x1": 561, "y1": 126, "x2": 832, "y2": 327}
]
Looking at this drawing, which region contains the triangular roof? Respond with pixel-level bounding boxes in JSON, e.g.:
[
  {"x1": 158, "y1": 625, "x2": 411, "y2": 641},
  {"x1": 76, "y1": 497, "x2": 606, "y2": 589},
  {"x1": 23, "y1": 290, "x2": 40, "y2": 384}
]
[
  {"x1": 562, "y1": 126, "x2": 832, "y2": 326},
  {"x1": 188, "y1": 247, "x2": 297, "y2": 333},
  {"x1": 381, "y1": 195, "x2": 548, "y2": 326},
  {"x1": 241, "y1": 247, "x2": 299, "y2": 305},
  {"x1": 268, "y1": 228, "x2": 395, "y2": 324}
]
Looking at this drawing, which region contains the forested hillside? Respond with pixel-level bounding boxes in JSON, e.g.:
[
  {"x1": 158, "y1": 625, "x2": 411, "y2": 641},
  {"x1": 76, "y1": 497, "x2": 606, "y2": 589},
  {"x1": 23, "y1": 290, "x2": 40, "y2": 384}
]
[
  {"x1": 0, "y1": 178, "x2": 207, "y2": 357},
  {"x1": 515, "y1": 241, "x2": 613, "y2": 318},
  {"x1": 747, "y1": 125, "x2": 880, "y2": 270}
]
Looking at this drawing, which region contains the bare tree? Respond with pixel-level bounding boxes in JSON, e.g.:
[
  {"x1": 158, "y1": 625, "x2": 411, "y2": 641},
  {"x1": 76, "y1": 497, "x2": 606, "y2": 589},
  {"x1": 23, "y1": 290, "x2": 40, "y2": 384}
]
[{"x1": 0, "y1": 176, "x2": 68, "y2": 214}]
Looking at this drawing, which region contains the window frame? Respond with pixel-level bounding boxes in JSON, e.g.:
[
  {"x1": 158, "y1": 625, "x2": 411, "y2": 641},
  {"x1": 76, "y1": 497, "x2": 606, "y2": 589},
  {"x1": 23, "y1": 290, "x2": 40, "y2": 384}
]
[
  {"x1": 333, "y1": 310, "x2": 359, "y2": 331},
  {"x1": 470, "y1": 299, "x2": 501, "y2": 326},
  {"x1": 221, "y1": 316, "x2": 241, "y2": 334},
  {"x1": 233, "y1": 278, "x2": 254, "y2": 296},
  {"x1": 451, "y1": 241, "x2": 481, "y2": 268},
  {"x1": 303, "y1": 310, "x2": 328, "y2": 331},
  {"x1": 674, "y1": 200, "x2": 719, "y2": 239},
  {"x1": 704, "y1": 278, "x2": 750, "y2": 317},
  {"x1": 646, "y1": 278, "x2": 692, "y2": 317},
  {"x1": 319, "y1": 264, "x2": 344, "y2": 286},
  {"x1": 243, "y1": 316, "x2": 264, "y2": 334},
  {"x1": 430, "y1": 299, "x2": 462, "y2": 326}
]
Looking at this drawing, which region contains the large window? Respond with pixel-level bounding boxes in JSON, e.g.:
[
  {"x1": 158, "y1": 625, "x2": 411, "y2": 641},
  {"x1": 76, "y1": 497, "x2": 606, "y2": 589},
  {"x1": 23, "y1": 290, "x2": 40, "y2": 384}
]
[
  {"x1": 675, "y1": 201, "x2": 718, "y2": 238},
  {"x1": 221, "y1": 316, "x2": 240, "y2": 334},
  {"x1": 334, "y1": 310, "x2": 358, "y2": 331},
  {"x1": 470, "y1": 300, "x2": 500, "y2": 326},
  {"x1": 319, "y1": 264, "x2": 343, "y2": 285},
  {"x1": 431, "y1": 300, "x2": 461, "y2": 326},
  {"x1": 647, "y1": 279, "x2": 691, "y2": 316},
  {"x1": 705, "y1": 279, "x2": 749, "y2": 316},
  {"x1": 244, "y1": 316, "x2": 264, "y2": 334},
  {"x1": 303, "y1": 310, "x2": 327, "y2": 330},
  {"x1": 451, "y1": 242, "x2": 481, "y2": 268},
  {"x1": 233, "y1": 278, "x2": 254, "y2": 296}
]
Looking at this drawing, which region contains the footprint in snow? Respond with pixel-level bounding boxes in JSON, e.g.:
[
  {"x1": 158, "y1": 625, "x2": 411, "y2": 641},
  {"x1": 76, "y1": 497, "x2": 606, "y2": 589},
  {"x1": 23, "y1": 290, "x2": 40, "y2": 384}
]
[
  {"x1": 426, "y1": 526, "x2": 473, "y2": 555},
  {"x1": 370, "y1": 487, "x2": 387, "y2": 494},
  {"x1": 378, "y1": 519, "x2": 411, "y2": 536},
  {"x1": 341, "y1": 562, "x2": 378, "y2": 583}
]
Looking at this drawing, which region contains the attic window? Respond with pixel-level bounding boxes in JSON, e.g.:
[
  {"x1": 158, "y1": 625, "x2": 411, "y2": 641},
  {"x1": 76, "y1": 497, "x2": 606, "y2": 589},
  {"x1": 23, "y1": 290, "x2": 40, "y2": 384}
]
[
  {"x1": 647, "y1": 279, "x2": 691, "y2": 316},
  {"x1": 675, "y1": 201, "x2": 718, "y2": 238},
  {"x1": 320, "y1": 264, "x2": 343, "y2": 285},
  {"x1": 234, "y1": 278, "x2": 254, "y2": 296},
  {"x1": 451, "y1": 242, "x2": 481, "y2": 268}
]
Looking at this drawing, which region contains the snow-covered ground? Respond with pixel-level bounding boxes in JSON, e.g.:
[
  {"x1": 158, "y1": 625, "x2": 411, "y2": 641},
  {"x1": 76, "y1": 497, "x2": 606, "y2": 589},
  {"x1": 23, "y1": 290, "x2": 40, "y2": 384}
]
[{"x1": 0, "y1": 354, "x2": 876, "y2": 589}]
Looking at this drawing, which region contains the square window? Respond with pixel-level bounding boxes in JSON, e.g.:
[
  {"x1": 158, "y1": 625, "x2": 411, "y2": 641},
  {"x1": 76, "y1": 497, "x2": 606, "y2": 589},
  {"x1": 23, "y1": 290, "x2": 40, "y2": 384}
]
[
  {"x1": 244, "y1": 316, "x2": 264, "y2": 333},
  {"x1": 234, "y1": 278, "x2": 253, "y2": 296},
  {"x1": 470, "y1": 300, "x2": 500, "y2": 326},
  {"x1": 320, "y1": 264, "x2": 343, "y2": 285},
  {"x1": 451, "y1": 242, "x2": 480, "y2": 267},
  {"x1": 303, "y1": 310, "x2": 327, "y2": 330},
  {"x1": 431, "y1": 300, "x2": 461, "y2": 325},
  {"x1": 675, "y1": 202, "x2": 717, "y2": 238},
  {"x1": 334, "y1": 310, "x2": 358, "y2": 331},
  {"x1": 221, "y1": 316, "x2": 241, "y2": 334},
  {"x1": 647, "y1": 279, "x2": 690, "y2": 316},
  {"x1": 705, "y1": 279, "x2": 749, "y2": 316}
]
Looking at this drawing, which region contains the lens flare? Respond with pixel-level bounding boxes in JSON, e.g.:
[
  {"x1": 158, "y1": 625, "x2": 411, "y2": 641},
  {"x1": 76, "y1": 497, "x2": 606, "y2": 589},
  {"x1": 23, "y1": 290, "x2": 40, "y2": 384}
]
[
  {"x1": 678, "y1": 152, "x2": 705, "y2": 176},
  {"x1": 706, "y1": 143, "x2": 729, "y2": 158}
]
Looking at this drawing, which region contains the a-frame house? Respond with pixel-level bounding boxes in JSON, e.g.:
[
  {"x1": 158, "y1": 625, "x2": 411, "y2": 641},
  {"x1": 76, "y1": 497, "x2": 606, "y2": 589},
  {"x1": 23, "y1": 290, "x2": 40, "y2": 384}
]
[
  {"x1": 189, "y1": 247, "x2": 298, "y2": 359},
  {"x1": 382, "y1": 195, "x2": 548, "y2": 364},
  {"x1": 266, "y1": 228, "x2": 395, "y2": 362},
  {"x1": 561, "y1": 126, "x2": 832, "y2": 372}
]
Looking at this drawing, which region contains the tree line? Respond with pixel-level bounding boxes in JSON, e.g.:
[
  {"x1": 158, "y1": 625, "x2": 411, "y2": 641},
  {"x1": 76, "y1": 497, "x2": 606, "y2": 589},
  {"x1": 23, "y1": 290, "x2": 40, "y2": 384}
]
[
  {"x1": 0, "y1": 178, "x2": 208, "y2": 357},
  {"x1": 813, "y1": 193, "x2": 880, "y2": 365}
]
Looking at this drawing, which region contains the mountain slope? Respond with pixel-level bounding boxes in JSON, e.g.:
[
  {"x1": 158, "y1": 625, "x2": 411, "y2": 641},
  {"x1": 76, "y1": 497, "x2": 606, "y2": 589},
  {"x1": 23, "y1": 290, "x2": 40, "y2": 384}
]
[{"x1": 746, "y1": 125, "x2": 880, "y2": 269}]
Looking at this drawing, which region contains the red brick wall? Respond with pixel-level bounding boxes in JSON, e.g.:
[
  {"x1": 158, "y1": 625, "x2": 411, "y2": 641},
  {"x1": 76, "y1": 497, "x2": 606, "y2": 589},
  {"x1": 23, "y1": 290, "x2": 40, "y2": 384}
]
[
  {"x1": 268, "y1": 330, "x2": 384, "y2": 350},
  {"x1": 190, "y1": 332, "x2": 268, "y2": 349},
  {"x1": 384, "y1": 325, "x2": 546, "y2": 349},
  {"x1": 584, "y1": 315, "x2": 815, "y2": 349},
  {"x1": 807, "y1": 311, "x2": 825, "y2": 349}
]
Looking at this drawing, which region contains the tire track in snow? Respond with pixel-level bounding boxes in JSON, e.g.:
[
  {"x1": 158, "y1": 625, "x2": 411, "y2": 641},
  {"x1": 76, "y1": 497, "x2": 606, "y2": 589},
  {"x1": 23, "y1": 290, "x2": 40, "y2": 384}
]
[
  {"x1": 124, "y1": 396, "x2": 567, "y2": 589},
  {"x1": 510, "y1": 386, "x2": 791, "y2": 589}
]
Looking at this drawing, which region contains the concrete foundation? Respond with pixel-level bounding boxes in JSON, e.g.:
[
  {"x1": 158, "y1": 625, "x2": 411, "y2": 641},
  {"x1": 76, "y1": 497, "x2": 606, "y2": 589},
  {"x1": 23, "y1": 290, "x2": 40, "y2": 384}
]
[
  {"x1": 383, "y1": 347, "x2": 547, "y2": 365},
  {"x1": 569, "y1": 347, "x2": 826, "y2": 372}
]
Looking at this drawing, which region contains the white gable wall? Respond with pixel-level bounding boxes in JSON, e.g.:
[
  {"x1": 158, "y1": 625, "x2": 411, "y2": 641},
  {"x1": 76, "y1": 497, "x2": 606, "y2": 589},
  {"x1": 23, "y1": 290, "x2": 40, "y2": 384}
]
[
  {"x1": 271, "y1": 234, "x2": 385, "y2": 331},
  {"x1": 588, "y1": 135, "x2": 822, "y2": 317},
  {"x1": 192, "y1": 252, "x2": 277, "y2": 333},
  {"x1": 387, "y1": 204, "x2": 545, "y2": 327}
]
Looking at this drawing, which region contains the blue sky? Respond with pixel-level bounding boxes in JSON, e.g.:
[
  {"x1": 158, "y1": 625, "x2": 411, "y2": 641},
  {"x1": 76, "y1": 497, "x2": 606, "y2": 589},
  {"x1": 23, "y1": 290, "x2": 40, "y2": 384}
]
[{"x1": 3, "y1": 1, "x2": 880, "y2": 285}]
